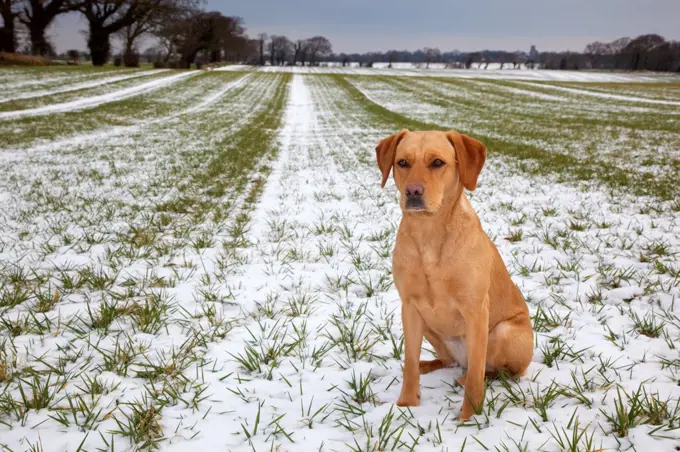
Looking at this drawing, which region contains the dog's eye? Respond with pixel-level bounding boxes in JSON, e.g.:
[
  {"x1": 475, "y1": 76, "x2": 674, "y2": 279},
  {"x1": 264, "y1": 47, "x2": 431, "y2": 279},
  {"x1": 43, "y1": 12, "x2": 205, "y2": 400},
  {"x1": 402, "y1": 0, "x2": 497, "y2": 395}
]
[
  {"x1": 431, "y1": 159, "x2": 445, "y2": 168},
  {"x1": 397, "y1": 159, "x2": 409, "y2": 168}
]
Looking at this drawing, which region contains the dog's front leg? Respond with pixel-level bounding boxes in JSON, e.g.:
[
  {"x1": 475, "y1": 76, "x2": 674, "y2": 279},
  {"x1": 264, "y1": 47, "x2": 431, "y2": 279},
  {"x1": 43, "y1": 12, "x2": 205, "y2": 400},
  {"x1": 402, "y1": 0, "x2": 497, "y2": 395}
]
[
  {"x1": 397, "y1": 300, "x2": 424, "y2": 407},
  {"x1": 460, "y1": 300, "x2": 489, "y2": 420}
]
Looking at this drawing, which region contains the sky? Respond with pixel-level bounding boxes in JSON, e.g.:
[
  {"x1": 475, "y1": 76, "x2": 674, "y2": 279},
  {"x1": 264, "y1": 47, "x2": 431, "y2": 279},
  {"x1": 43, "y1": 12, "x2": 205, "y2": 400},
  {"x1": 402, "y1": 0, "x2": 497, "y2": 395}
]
[{"x1": 46, "y1": 0, "x2": 680, "y2": 55}]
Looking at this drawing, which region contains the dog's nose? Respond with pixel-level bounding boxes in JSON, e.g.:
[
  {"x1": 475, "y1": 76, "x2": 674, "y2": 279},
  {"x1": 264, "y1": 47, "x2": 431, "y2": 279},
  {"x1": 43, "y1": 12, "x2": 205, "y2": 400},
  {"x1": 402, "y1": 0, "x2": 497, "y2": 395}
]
[{"x1": 405, "y1": 184, "x2": 424, "y2": 197}]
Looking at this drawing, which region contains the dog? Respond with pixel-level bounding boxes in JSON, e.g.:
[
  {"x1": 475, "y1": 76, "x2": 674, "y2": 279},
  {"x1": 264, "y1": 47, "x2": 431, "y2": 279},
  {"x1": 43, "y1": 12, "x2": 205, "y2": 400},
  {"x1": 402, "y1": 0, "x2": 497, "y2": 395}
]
[{"x1": 375, "y1": 129, "x2": 534, "y2": 420}]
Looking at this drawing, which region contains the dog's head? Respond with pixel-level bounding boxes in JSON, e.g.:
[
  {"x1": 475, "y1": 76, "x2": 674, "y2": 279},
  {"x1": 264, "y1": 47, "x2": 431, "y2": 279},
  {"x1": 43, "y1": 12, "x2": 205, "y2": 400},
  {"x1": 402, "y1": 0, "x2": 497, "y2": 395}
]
[{"x1": 375, "y1": 129, "x2": 486, "y2": 213}]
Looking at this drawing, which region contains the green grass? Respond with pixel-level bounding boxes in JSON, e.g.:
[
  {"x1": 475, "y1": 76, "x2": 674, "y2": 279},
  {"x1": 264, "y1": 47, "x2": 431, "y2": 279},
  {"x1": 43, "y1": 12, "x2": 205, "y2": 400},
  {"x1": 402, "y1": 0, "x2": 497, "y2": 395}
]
[
  {"x1": 0, "y1": 71, "x2": 175, "y2": 112},
  {"x1": 334, "y1": 74, "x2": 680, "y2": 200},
  {"x1": 547, "y1": 80, "x2": 680, "y2": 102},
  {"x1": 0, "y1": 70, "x2": 231, "y2": 148},
  {"x1": 0, "y1": 72, "x2": 290, "y2": 445},
  {"x1": 1, "y1": 68, "x2": 679, "y2": 451}
]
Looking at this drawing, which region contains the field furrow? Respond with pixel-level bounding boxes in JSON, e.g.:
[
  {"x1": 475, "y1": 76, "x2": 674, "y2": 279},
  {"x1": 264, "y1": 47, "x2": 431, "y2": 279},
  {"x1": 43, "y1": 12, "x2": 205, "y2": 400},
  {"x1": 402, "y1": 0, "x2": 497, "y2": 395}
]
[
  {"x1": 0, "y1": 72, "x2": 290, "y2": 450},
  {"x1": 0, "y1": 69, "x2": 169, "y2": 104},
  {"x1": 347, "y1": 75, "x2": 680, "y2": 200},
  {"x1": 0, "y1": 70, "x2": 175, "y2": 111},
  {"x1": 534, "y1": 82, "x2": 680, "y2": 105},
  {"x1": 538, "y1": 81, "x2": 680, "y2": 103},
  {"x1": 0, "y1": 70, "x2": 197, "y2": 119},
  {"x1": 0, "y1": 66, "x2": 146, "y2": 98},
  {"x1": 0, "y1": 71, "x2": 249, "y2": 149},
  {"x1": 228, "y1": 64, "x2": 680, "y2": 83}
]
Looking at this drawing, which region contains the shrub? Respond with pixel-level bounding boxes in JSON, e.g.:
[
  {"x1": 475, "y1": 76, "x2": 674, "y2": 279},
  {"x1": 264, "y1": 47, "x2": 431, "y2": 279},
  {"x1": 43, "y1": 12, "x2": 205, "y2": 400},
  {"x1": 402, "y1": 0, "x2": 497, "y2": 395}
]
[
  {"x1": 0, "y1": 52, "x2": 51, "y2": 66},
  {"x1": 67, "y1": 49, "x2": 80, "y2": 64},
  {"x1": 123, "y1": 51, "x2": 139, "y2": 67}
]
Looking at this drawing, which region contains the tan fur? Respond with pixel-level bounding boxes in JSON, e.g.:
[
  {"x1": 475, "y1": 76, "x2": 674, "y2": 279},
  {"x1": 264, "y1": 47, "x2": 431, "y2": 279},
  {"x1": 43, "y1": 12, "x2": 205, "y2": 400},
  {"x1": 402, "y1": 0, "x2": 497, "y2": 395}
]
[{"x1": 376, "y1": 129, "x2": 534, "y2": 420}]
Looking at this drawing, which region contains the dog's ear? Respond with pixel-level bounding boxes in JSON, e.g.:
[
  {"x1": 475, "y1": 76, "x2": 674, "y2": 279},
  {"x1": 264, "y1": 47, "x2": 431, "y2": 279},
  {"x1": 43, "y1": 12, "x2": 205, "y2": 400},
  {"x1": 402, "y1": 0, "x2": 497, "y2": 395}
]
[
  {"x1": 375, "y1": 129, "x2": 408, "y2": 188},
  {"x1": 446, "y1": 131, "x2": 486, "y2": 191}
]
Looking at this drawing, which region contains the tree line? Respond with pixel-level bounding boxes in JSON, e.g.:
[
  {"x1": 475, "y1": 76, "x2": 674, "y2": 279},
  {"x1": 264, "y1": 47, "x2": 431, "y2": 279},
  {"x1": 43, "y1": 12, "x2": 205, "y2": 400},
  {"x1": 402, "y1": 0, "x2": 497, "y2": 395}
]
[
  {"x1": 0, "y1": 0, "x2": 333, "y2": 68},
  {"x1": 320, "y1": 35, "x2": 679, "y2": 72},
  {"x1": 0, "y1": 0, "x2": 248, "y2": 67},
  {"x1": 252, "y1": 34, "x2": 332, "y2": 67},
  {"x1": 1, "y1": 2, "x2": 678, "y2": 72}
]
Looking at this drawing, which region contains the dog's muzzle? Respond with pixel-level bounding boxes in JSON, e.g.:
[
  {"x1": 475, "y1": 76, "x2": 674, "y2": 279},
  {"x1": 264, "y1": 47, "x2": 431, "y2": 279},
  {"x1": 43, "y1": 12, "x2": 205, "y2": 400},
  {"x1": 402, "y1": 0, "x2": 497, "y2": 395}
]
[
  {"x1": 405, "y1": 196, "x2": 426, "y2": 210},
  {"x1": 405, "y1": 184, "x2": 426, "y2": 211}
]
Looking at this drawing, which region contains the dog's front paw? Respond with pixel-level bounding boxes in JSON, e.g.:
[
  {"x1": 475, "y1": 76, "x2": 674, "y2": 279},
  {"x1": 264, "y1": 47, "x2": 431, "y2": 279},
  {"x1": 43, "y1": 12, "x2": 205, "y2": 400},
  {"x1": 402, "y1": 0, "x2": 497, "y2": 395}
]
[
  {"x1": 396, "y1": 393, "x2": 420, "y2": 407},
  {"x1": 458, "y1": 406, "x2": 474, "y2": 421}
]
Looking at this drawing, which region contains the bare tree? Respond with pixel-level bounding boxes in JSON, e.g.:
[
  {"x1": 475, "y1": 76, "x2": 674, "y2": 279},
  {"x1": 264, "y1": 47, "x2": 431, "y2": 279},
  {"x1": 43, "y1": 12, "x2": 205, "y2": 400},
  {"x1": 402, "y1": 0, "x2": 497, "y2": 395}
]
[
  {"x1": 267, "y1": 34, "x2": 291, "y2": 65},
  {"x1": 257, "y1": 32, "x2": 266, "y2": 65},
  {"x1": 464, "y1": 52, "x2": 478, "y2": 69},
  {"x1": 203, "y1": 13, "x2": 243, "y2": 63},
  {"x1": 498, "y1": 51, "x2": 511, "y2": 69},
  {"x1": 19, "y1": 0, "x2": 79, "y2": 56},
  {"x1": 584, "y1": 37, "x2": 633, "y2": 69},
  {"x1": 66, "y1": 48, "x2": 79, "y2": 62},
  {"x1": 0, "y1": 0, "x2": 19, "y2": 53},
  {"x1": 78, "y1": 0, "x2": 138, "y2": 66},
  {"x1": 622, "y1": 34, "x2": 665, "y2": 70},
  {"x1": 423, "y1": 47, "x2": 440, "y2": 68},
  {"x1": 156, "y1": 9, "x2": 245, "y2": 68},
  {"x1": 267, "y1": 34, "x2": 275, "y2": 65},
  {"x1": 116, "y1": 0, "x2": 195, "y2": 66},
  {"x1": 155, "y1": 21, "x2": 180, "y2": 62},
  {"x1": 79, "y1": 0, "x2": 193, "y2": 66},
  {"x1": 305, "y1": 35, "x2": 331, "y2": 65},
  {"x1": 178, "y1": 11, "x2": 213, "y2": 67},
  {"x1": 115, "y1": 4, "x2": 157, "y2": 66},
  {"x1": 386, "y1": 50, "x2": 397, "y2": 68},
  {"x1": 526, "y1": 45, "x2": 538, "y2": 69},
  {"x1": 292, "y1": 38, "x2": 307, "y2": 66},
  {"x1": 152, "y1": 3, "x2": 191, "y2": 63},
  {"x1": 584, "y1": 41, "x2": 609, "y2": 68},
  {"x1": 221, "y1": 15, "x2": 247, "y2": 62},
  {"x1": 116, "y1": 20, "x2": 145, "y2": 66},
  {"x1": 222, "y1": 32, "x2": 252, "y2": 62},
  {"x1": 246, "y1": 38, "x2": 258, "y2": 63},
  {"x1": 609, "y1": 37, "x2": 632, "y2": 54}
]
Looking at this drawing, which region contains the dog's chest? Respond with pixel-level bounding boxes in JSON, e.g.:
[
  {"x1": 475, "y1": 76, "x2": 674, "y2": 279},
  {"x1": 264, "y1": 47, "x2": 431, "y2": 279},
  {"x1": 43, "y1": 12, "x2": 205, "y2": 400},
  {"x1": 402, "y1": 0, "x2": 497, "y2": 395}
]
[
  {"x1": 393, "y1": 244, "x2": 468, "y2": 335},
  {"x1": 393, "y1": 247, "x2": 451, "y2": 299},
  {"x1": 414, "y1": 296, "x2": 467, "y2": 336}
]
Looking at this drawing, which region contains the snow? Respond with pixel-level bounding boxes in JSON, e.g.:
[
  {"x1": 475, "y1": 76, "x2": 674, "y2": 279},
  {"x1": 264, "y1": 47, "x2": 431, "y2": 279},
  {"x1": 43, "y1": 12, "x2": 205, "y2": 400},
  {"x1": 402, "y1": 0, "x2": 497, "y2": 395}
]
[
  {"x1": 183, "y1": 74, "x2": 680, "y2": 451},
  {"x1": 0, "y1": 70, "x2": 197, "y2": 119},
  {"x1": 514, "y1": 81, "x2": 680, "y2": 106},
  {"x1": 0, "y1": 69, "x2": 679, "y2": 451},
  {"x1": 348, "y1": 74, "x2": 680, "y2": 185},
  {"x1": 465, "y1": 79, "x2": 568, "y2": 102},
  {"x1": 0, "y1": 71, "x2": 285, "y2": 450},
  {"x1": 0, "y1": 69, "x2": 168, "y2": 103},
  {"x1": 214, "y1": 64, "x2": 250, "y2": 72},
  {"x1": 0, "y1": 67, "x2": 137, "y2": 93},
  {"x1": 1, "y1": 73, "x2": 250, "y2": 158},
  {"x1": 217, "y1": 64, "x2": 680, "y2": 83}
]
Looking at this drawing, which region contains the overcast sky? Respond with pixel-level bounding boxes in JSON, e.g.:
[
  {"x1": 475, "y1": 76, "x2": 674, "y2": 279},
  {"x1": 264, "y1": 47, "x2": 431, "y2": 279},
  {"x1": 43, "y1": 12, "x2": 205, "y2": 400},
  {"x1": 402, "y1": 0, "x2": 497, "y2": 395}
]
[{"x1": 48, "y1": 0, "x2": 680, "y2": 54}]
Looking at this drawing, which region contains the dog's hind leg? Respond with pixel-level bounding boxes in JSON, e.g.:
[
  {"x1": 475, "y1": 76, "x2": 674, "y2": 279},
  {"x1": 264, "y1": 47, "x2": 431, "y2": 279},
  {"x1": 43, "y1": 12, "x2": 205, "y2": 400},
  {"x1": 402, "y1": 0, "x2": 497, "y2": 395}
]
[
  {"x1": 485, "y1": 313, "x2": 534, "y2": 377},
  {"x1": 456, "y1": 314, "x2": 533, "y2": 387},
  {"x1": 420, "y1": 327, "x2": 455, "y2": 375}
]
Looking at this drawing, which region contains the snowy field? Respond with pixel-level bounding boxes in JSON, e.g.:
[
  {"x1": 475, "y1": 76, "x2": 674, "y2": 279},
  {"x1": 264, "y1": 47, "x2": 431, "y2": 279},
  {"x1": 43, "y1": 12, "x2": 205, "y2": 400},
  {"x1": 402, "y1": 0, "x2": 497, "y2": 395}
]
[
  {"x1": 216, "y1": 62, "x2": 680, "y2": 83},
  {"x1": 1, "y1": 65, "x2": 680, "y2": 451}
]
